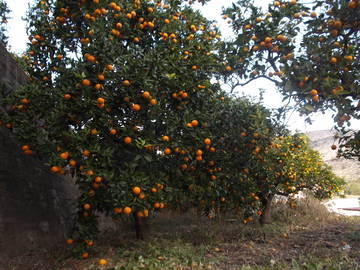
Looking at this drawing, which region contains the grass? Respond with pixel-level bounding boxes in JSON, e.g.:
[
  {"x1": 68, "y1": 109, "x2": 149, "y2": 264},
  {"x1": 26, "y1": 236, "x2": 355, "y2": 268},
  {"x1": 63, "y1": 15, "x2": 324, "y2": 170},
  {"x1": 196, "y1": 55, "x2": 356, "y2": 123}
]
[
  {"x1": 5, "y1": 196, "x2": 360, "y2": 270},
  {"x1": 344, "y1": 181, "x2": 360, "y2": 195}
]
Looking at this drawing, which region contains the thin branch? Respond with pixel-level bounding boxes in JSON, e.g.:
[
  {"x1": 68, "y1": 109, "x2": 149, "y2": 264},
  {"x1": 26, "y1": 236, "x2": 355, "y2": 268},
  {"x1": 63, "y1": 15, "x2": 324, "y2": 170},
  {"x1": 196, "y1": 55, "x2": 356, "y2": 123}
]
[{"x1": 243, "y1": 74, "x2": 281, "y2": 87}]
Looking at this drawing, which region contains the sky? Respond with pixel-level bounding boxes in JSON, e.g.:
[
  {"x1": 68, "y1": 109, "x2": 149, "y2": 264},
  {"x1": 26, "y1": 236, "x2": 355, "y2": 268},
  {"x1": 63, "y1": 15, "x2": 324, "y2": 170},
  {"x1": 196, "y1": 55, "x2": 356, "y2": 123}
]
[{"x1": 5, "y1": 0, "x2": 359, "y2": 133}]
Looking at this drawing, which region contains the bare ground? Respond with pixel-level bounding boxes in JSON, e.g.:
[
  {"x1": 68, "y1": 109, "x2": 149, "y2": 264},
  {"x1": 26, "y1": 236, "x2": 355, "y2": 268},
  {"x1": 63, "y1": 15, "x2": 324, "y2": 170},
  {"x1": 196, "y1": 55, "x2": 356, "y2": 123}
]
[{"x1": 4, "y1": 198, "x2": 360, "y2": 270}]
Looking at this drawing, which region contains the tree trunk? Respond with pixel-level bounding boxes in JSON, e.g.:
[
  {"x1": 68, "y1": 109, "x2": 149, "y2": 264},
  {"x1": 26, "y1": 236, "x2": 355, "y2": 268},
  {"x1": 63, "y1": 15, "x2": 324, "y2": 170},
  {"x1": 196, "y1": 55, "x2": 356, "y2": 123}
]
[
  {"x1": 260, "y1": 194, "x2": 274, "y2": 225},
  {"x1": 133, "y1": 213, "x2": 144, "y2": 240},
  {"x1": 142, "y1": 217, "x2": 150, "y2": 235}
]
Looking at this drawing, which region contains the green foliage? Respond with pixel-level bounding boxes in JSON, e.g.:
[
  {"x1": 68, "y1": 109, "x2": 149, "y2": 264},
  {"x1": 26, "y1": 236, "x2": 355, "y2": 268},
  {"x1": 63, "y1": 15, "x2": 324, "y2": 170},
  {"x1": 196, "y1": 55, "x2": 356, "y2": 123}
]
[
  {"x1": 0, "y1": 0, "x2": 10, "y2": 45},
  {"x1": 0, "y1": 0, "x2": 347, "y2": 258},
  {"x1": 0, "y1": 0, "x2": 228, "y2": 253},
  {"x1": 223, "y1": 0, "x2": 360, "y2": 160}
]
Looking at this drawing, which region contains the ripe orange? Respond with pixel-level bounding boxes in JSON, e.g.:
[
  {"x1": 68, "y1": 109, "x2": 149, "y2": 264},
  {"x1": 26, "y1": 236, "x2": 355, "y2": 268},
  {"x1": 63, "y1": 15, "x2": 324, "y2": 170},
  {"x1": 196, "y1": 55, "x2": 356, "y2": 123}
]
[
  {"x1": 164, "y1": 148, "x2": 171, "y2": 155},
  {"x1": 191, "y1": 65, "x2": 197, "y2": 70},
  {"x1": 86, "y1": 170, "x2": 94, "y2": 176},
  {"x1": 83, "y1": 203, "x2": 91, "y2": 210},
  {"x1": 162, "y1": 135, "x2": 170, "y2": 141},
  {"x1": 99, "y1": 259, "x2": 107, "y2": 265},
  {"x1": 66, "y1": 239, "x2": 74, "y2": 245},
  {"x1": 344, "y1": 55, "x2": 353, "y2": 62},
  {"x1": 109, "y1": 2, "x2": 117, "y2": 9},
  {"x1": 106, "y1": 64, "x2": 113, "y2": 71},
  {"x1": 204, "y1": 138, "x2": 211, "y2": 145},
  {"x1": 191, "y1": 120, "x2": 199, "y2": 127},
  {"x1": 95, "y1": 84, "x2": 102, "y2": 90},
  {"x1": 244, "y1": 24, "x2": 252, "y2": 30},
  {"x1": 123, "y1": 206, "x2": 131, "y2": 214},
  {"x1": 21, "y1": 145, "x2": 30, "y2": 151},
  {"x1": 153, "y1": 202, "x2": 160, "y2": 208},
  {"x1": 142, "y1": 91, "x2": 150, "y2": 99},
  {"x1": 81, "y1": 252, "x2": 89, "y2": 259},
  {"x1": 86, "y1": 54, "x2": 96, "y2": 62},
  {"x1": 123, "y1": 136, "x2": 132, "y2": 144},
  {"x1": 114, "y1": 207, "x2": 122, "y2": 214},
  {"x1": 348, "y1": 1, "x2": 357, "y2": 8},
  {"x1": 82, "y1": 149, "x2": 90, "y2": 157},
  {"x1": 196, "y1": 149, "x2": 203, "y2": 156},
  {"x1": 97, "y1": 74, "x2": 105, "y2": 81},
  {"x1": 51, "y1": 166, "x2": 59, "y2": 173},
  {"x1": 63, "y1": 94, "x2": 71, "y2": 100},
  {"x1": 132, "y1": 104, "x2": 140, "y2": 111},
  {"x1": 149, "y1": 99, "x2": 157, "y2": 105},
  {"x1": 21, "y1": 98, "x2": 29, "y2": 104},
  {"x1": 95, "y1": 176, "x2": 102, "y2": 183},
  {"x1": 97, "y1": 97, "x2": 105, "y2": 104},
  {"x1": 132, "y1": 186, "x2": 141, "y2": 195},
  {"x1": 312, "y1": 95, "x2": 319, "y2": 102},
  {"x1": 330, "y1": 57, "x2": 337, "y2": 63},
  {"x1": 59, "y1": 152, "x2": 69, "y2": 159},
  {"x1": 181, "y1": 164, "x2": 188, "y2": 169},
  {"x1": 109, "y1": 128, "x2": 117, "y2": 135},
  {"x1": 309, "y1": 89, "x2": 318, "y2": 96},
  {"x1": 122, "y1": 80, "x2": 130, "y2": 86},
  {"x1": 82, "y1": 79, "x2": 91, "y2": 86},
  {"x1": 86, "y1": 240, "x2": 93, "y2": 246}
]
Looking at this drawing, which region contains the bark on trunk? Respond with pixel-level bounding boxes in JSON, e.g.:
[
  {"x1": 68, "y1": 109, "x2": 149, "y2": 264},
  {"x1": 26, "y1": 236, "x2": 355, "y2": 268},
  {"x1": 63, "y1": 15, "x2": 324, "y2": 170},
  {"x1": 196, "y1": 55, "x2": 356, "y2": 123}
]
[
  {"x1": 133, "y1": 213, "x2": 144, "y2": 240},
  {"x1": 142, "y1": 217, "x2": 150, "y2": 234},
  {"x1": 260, "y1": 194, "x2": 274, "y2": 225}
]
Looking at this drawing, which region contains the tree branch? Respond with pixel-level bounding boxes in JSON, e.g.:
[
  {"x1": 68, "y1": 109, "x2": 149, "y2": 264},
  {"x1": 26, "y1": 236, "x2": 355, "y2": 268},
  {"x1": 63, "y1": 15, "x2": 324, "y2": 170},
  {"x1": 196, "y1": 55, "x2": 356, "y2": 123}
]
[{"x1": 231, "y1": 75, "x2": 282, "y2": 93}]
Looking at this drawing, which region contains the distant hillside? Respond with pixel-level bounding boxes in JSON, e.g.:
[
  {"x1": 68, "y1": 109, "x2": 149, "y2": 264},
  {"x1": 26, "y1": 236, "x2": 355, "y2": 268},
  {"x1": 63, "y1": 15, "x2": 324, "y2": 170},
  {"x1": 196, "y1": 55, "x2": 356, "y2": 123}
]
[{"x1": 306, "y1": 130, "x2": 360, "y2": 182}]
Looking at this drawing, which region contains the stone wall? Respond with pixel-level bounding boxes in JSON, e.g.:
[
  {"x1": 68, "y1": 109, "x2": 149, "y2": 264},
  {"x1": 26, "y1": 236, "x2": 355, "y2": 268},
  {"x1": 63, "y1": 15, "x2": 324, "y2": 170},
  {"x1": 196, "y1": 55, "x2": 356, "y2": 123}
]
[
  {"x1": 0, "y1": 44, "x2": 78, "y2": 259},
  {"x1": 0, "y1": 44, "x2": 27, "y2": 90}
]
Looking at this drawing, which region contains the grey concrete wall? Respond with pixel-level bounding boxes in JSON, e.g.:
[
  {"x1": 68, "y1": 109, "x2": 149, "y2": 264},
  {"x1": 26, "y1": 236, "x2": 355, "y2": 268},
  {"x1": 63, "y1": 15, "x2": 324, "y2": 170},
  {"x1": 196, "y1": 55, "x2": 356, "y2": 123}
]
[{"x1": 0, "y1": 44, "x2": 78, "y2": 259}]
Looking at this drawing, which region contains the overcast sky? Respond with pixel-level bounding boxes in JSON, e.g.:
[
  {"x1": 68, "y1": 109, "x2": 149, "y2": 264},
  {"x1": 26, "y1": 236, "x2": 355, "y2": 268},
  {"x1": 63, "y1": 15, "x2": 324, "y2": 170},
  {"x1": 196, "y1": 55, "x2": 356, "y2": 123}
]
[{"x1": 6, "y1": 0, "x2": 359, "y2": 133}]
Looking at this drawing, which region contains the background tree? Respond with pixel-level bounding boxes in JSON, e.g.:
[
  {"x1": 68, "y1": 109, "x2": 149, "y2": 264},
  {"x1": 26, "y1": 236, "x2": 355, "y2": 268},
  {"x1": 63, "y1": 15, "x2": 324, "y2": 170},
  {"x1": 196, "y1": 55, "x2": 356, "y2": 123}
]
[
  {"x1": 249, "y1": 134, "x2": 345, "y2": 224},
  {"x1": 0, "y1": 0, "x2": 10, "y2": 45}
]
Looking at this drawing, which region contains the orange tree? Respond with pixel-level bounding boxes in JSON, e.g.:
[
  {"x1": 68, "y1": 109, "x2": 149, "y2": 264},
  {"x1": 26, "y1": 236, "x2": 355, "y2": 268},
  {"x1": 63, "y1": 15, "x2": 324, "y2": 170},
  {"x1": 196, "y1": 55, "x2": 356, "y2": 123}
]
[
  {"x1": 170, "y1": 94, "x2": 344, "y2": 224},
  {"x1": 0, "y1": 0, "x2": 228, "y2": 255},
  {"x1": 222, "y1": 0, "x2": 359, "y2": 157},
  {"x1": 246, "y1": 134, "x2": 344, "y2": 224},
  {"x1": 167, "y1": 94, "x2": 279, "y2": 218},
  {"x1": 202, "y1": 95, "x2": 278, "y2": 219}
]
